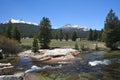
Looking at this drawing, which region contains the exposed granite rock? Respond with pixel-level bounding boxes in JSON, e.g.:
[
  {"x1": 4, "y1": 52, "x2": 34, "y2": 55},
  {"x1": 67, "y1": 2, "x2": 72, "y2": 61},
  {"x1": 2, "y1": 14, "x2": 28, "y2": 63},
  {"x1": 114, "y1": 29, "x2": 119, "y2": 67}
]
[
  {"x1": 18, "y1": 48, "x2": 80, "y2": 63},
  {"x1": 0, "y1": 63, "x2": 14, "y2": 75}
]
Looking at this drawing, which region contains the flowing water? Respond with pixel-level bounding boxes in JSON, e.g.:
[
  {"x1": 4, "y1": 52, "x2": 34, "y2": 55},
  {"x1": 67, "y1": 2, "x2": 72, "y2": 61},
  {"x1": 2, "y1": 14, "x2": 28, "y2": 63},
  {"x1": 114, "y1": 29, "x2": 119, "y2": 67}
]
[{"x1": 17, "y1": 51, "x2": 120, "y2": 80}]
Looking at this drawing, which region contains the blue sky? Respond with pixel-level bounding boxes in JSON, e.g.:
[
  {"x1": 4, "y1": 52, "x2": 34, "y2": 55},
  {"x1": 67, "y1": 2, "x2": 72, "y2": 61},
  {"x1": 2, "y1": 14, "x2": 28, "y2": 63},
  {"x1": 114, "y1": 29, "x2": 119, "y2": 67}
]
[{"x1": 0, "y1": 0, "x2": 120, "y2": 30}]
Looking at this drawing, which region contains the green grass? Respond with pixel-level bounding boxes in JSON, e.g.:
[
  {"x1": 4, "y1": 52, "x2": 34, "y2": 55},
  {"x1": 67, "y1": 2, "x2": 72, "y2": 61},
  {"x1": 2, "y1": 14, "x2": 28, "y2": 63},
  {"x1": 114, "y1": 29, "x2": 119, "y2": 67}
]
[
  {"x1": 21, "y1": 38, "x2": 106, "y2": 49},
  {"x1": 21, "y1": 38, "x2": 33, "y2": 46},
  {"x1": 50, "y1": 40, "x2": 105, "y2": 49},
  {"x1": 104, "y1": 51, "x2": 120, "y2": 58},
  {"x1": 0, "y1": 57, "x2": 20, "y2": 65}
]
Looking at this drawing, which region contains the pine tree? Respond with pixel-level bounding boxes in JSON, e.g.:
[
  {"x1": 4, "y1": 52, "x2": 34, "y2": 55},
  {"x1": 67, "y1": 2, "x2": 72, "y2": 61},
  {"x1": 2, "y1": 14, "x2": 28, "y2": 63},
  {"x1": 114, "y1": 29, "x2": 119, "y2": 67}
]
[
  {"x1": 72, "y1": 31, "x2": 77, "y2": 41},
  {"x1": 88, "y1": 29, "x2": 93, "y2": 41},
  {"x1": 92, "y1": 29, "x2": 98, "y2": 41},
  {"x1": 103, "y1": 9, "x2": 120, "y2": 49},
  {"x1": 11, "y1": 25, "x2": 21, "y2": 43},
  {"x1": 32, "y1": 38, "x2": 39, "y2": 53},
  {"x1": 2, "y1": 21, "x2": 21, "y2": 43},
  {"x1": 4, "y1": 21, "x2": 13, "y2": 38},
  {"x1": 38, "y1": 17, "x2": 52, "y2": 49},
  {"x1": 65, "y1": 32, "x2": 69, "y2": 41},
  {"x1": 59, "y1": 29, "x2": 63, "y2": 41}
]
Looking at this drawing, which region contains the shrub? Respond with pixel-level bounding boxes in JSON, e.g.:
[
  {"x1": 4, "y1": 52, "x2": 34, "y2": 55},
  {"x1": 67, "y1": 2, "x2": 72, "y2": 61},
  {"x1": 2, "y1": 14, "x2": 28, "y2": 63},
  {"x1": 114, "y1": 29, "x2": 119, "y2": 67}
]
[{"x1": 0, "y1": 35, "x2": 21, "y2": 56}]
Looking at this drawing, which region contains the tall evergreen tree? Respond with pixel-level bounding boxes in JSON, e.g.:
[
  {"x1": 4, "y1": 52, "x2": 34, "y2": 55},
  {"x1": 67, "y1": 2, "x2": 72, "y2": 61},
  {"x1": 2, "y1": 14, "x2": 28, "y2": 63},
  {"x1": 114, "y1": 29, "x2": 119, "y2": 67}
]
[
  {"x1": 38, "y1": 17, "x2": 52, "y2": 49},
  {"x1": 92, "y1": 29, "x2": 98, "y2": 41},
  {"x1": 11, "y1": 26, "x2": 21, "y2": 43},
  {"x1": 88, "y1": 29, "x2": 93, "y2": 41},
  {"x1": 59, "y1": 29, "x2": 63, "y2": 41},
  {"x1": 72, "y1": 31, "x2": 77, "y2": 41},
  {"x1": 2, "y1": 21, "x2": 21, "y2": 43},
  {"x1": 4, "y1": 21, "x2": 13, "y2": 38},
  {"x1": 103, "y1": 9, "x2": 120, "y2": 49},
  {"x1": 65, "y1": 32, "x2": 69, "y2": 41}
]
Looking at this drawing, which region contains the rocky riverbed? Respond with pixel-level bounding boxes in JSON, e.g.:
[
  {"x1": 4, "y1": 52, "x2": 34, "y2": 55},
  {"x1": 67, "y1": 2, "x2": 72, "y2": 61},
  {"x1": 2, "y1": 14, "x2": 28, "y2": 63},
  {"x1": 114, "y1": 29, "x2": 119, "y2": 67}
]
[
  {"x1": 20, "y1": 51, "x2": 111, "y2": 80},
  {"x1": 0, "y1": 49, "x2": 119, "y2": 80}
]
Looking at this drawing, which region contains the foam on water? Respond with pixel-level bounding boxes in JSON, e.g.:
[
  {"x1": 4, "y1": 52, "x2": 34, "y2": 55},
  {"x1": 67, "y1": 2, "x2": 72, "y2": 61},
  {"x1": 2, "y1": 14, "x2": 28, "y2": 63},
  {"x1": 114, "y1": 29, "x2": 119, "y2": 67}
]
[
  {"x1": 25, "y1": 64, "x2": 62, "y2": 73},
  {"x1": 89, "y1": 59, "x2": 111, "y2": 66}
]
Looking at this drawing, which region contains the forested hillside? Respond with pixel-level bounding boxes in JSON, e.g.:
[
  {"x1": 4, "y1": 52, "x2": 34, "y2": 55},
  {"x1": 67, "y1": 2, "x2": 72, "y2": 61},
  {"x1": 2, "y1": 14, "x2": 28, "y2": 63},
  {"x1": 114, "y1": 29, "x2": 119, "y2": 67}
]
[
  {"x1": 0, "y1": 23, "x2": 39, "y2": 38},
  {"x1": 0, "y1": 23, "x2": 89, "y2": 38}
]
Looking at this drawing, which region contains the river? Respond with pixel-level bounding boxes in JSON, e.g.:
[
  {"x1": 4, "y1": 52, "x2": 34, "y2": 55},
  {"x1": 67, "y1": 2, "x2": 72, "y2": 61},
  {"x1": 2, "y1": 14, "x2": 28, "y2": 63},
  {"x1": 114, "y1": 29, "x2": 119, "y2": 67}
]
[{"x1": 17, "y1": 51, "x2": 120, "y2": 80}]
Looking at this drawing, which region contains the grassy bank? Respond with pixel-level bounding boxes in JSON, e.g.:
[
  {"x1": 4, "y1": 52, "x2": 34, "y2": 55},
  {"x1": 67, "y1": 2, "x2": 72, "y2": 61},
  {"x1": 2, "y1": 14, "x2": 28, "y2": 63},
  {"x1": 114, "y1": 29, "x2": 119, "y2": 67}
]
[
  {"x1": 103, "y1": 50, "x2": 120, "y2": 80},
  {"x1": 0, "y1": 57, "x2": 20, "y2": 65},
  {"x1": 21, "y1": 38, "x2": 106, "y2": 49},
  {"x1": 104, "y1": 51, "x2": 120, "y2": 58}
]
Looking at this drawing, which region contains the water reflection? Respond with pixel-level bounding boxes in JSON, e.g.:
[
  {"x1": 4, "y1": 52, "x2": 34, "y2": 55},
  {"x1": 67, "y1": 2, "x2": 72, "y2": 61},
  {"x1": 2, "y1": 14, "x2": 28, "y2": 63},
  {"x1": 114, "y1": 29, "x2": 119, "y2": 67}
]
[{"x1": 15, "y1": 57, "x2": 33, "y2": 70}]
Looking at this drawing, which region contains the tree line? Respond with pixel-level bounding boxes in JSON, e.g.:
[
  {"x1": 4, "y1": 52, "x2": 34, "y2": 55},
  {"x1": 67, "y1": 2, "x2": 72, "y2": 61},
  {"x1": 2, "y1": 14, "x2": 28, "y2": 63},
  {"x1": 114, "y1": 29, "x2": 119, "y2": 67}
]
[
  {"x1": 88, "y1": 9, "x2": 120, "y2": 50},
  {"x1": 54, "y1": 29, "x2": 78, "y2": 41},
  {"x1": 2, "y1": 21, "x2": 21, "y2": 43},
  {"x1": 88, "y1": 29, "x2": 103, "y2": 41},
  {"x1": 0, "y1": 21, "x2": 21, "y2": 58}
]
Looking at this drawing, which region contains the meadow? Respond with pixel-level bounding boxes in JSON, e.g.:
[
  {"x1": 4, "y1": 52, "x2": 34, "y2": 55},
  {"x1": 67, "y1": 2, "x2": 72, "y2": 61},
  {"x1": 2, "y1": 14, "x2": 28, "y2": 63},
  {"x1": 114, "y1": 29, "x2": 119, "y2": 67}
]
[{"x1": 21, "y1": 38, "x2": 106, "y2": 49}]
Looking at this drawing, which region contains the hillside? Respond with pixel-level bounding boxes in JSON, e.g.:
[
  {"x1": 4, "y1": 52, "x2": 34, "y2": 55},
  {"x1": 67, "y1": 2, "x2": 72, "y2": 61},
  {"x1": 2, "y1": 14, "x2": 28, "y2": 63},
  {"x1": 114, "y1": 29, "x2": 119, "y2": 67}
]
[
  {"x1": 0, "y1": 23, "x2": 39, "y2": 38},
  {"x1": 0, "y1": 19, "x2": 89, "y2": 38}
]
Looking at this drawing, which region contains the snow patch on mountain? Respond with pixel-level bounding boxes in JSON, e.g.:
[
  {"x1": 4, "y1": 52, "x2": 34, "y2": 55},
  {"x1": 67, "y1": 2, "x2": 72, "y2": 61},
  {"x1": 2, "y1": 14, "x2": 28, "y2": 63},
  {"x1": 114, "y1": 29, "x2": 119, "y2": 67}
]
[
  {"x1": 5, "y1": 19, "x2": 38, "y2": 25},
  {"x1": 62, "y1": 24, "x2": 89, "y2": 31}
]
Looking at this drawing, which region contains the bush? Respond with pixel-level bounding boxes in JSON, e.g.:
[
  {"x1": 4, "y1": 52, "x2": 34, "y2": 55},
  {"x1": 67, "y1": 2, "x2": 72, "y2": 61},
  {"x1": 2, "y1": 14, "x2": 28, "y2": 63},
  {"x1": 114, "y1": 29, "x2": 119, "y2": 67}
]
[{"x1": 0, "y1": 35, "x2": 21, "y2": 56}]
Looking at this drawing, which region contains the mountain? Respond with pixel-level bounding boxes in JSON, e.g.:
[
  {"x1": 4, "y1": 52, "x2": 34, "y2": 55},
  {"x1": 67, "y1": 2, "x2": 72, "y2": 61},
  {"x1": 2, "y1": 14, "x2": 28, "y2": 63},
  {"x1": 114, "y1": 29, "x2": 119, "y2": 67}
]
[
  {"x1": 0, "y1": 19, "x2": 89, "y2": 38},
  {"x1": 4, "y1": 19, "x2": 38, "y2": 25},
  {"x1": 61, "y1": 24, "x2": 89, "y2": 31},
  {"x1": 0, "y1": 19, "x2": 39, "y2": 37}
]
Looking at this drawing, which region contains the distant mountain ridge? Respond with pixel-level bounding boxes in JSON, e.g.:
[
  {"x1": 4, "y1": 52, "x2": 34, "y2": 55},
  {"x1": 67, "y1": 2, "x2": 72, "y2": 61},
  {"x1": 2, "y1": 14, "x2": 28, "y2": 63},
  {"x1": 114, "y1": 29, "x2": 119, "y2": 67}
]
[
  {"x1": 1, "y1": 19, "x2": 89, "y2": 31},
  {"x1": 3, "y1": 19, "x2": 38, "y2": 25},
  {"x1": 0, "y1": 19, "x2": 89, "y2": 38},
  {"x1": 61, "y1": 24, "x2": 89, "y2": 31}
]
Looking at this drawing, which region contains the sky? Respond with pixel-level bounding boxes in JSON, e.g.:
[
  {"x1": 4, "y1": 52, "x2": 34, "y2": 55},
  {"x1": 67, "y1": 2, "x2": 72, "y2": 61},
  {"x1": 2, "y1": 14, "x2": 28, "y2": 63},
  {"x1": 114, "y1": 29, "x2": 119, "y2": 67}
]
[{"x1": 0, "y1": 0, "x2": 120, "y2": 30}]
